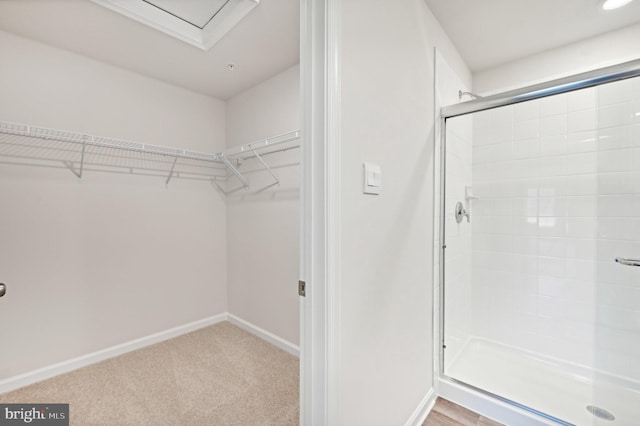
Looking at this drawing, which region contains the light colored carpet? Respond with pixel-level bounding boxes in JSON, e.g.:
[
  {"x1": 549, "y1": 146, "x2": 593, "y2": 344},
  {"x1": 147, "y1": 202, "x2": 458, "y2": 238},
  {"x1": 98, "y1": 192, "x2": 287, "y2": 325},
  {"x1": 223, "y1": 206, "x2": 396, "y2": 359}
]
[{"x1": 0, "y1": 321, "x2": 299, "y2": 425}]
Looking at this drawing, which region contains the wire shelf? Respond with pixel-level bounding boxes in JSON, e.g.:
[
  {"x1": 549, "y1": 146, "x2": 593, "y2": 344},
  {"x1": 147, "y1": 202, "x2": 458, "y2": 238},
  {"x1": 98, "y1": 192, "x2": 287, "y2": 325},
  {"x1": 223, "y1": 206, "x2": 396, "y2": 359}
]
[{"x1": 0, "y1": 121, "x2": 300, "y2": 189}]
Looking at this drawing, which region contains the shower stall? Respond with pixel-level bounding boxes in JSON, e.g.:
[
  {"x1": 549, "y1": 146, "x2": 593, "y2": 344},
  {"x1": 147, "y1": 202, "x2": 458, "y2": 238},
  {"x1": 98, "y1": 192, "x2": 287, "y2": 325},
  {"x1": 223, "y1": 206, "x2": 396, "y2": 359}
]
[{"x1": 437, "y1": 59, "x2": 640, "y2": 425}]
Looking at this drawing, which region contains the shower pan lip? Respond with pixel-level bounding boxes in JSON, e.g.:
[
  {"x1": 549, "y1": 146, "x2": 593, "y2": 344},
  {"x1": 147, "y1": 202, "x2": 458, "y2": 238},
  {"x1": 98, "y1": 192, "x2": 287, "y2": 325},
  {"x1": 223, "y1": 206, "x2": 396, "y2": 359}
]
[
  {"x1": 439, "y1": 375, "x2": 573, "y2": 426},
  {"x1": 440, "y1": 57, "x2": 640, "y2": 119}
]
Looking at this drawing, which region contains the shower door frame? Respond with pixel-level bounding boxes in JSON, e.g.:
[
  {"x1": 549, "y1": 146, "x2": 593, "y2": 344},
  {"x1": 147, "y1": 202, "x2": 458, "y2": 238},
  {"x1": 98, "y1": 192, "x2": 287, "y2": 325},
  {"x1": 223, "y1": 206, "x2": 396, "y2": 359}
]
[{"x1": 438, "y1": 58, "x2": 640, "y2": 424}]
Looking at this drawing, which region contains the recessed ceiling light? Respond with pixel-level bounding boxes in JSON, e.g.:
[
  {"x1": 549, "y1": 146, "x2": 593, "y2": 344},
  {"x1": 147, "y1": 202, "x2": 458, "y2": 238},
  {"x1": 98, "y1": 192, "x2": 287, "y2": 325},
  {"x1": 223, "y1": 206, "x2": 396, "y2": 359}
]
[{"x1": 602, "y1": 0, "x2": 634, "y2": 10}]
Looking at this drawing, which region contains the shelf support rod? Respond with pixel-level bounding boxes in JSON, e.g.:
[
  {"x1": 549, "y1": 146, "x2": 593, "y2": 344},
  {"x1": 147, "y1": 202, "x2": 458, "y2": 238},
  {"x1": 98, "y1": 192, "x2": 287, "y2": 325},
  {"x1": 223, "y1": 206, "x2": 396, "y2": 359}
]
[
  {"x1": 251, "y1": 148, "x2": 280, "y2": 187},
  {"x1": 78, "y1": 137, "x2": 87, "y2": 179},
  {"x1": 221, "y1": 155, "x2": 249, "y2": 188},
  {"x1": 165, "y1": 156, "x2": 179, "y2": 185}
]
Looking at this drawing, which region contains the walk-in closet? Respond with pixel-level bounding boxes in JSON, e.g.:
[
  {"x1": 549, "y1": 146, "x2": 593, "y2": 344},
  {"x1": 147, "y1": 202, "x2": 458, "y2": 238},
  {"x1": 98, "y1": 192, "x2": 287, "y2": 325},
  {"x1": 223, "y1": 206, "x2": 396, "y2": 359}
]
[{"x1": 0, "y1": 1, "x2": 301, "y2": 424}]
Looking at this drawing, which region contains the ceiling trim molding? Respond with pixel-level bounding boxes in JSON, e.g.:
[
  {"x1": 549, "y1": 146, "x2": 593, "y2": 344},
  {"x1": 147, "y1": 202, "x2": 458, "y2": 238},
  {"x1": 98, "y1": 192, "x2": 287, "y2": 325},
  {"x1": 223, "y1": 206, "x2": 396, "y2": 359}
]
[{"x1": 90, "y1": 0, "x2": 259, "y2": 50}]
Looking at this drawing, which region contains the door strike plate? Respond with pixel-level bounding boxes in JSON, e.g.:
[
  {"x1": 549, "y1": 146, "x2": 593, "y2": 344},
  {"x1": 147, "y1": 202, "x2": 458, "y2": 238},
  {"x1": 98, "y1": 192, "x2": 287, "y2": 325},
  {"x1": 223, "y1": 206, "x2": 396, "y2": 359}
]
[{"x1": 298, "y1": 280, "x2": 306, "y2": 297}]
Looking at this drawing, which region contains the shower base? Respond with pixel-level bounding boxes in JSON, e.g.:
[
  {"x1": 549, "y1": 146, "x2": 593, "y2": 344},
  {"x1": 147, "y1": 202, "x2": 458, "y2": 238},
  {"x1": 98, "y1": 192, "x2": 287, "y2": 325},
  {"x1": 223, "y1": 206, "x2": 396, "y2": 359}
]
[{"x1": 445, "y1": 338, "x2": 640, "y2": 425}]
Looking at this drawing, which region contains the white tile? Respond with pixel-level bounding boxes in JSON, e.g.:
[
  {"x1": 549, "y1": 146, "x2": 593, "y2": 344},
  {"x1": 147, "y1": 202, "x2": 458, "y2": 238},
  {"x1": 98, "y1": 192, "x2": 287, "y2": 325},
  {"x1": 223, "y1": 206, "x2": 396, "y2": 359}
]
[
  {"x1": 632, "y1": 101, "x2": 640, "y2": 124},
  {"x1": 473, "y1": 123, "x2": 493, "y2": 146},
  {"x1": 597, "y1": 148, "x2": 632, "y2": 173},
  {"x1": 513, "y1": 236, "x2": 538, "y2": 255},
  {"x1": 568, "y1": 109, "x2": 597, "y2": 133},
  {"x1": 512, "y1": 179, "x2": 538, "y2": 197},
  {"x1": 511, "y1": 197, "x2": 538, "y2": 216},
  {"x1": 539, "y1": 135, "x2": 567, "y2": 156},
  {"x1": 566, "y1": 259, "x2": 597, "y2": 282},
  {"x1": 492, "y1": 123, "x2": 513, "y2": 144},
  {"x1": 538, "y1": 296, "x2": 564, "y2": 318},
  {"x1": 538, "y1": 256, "x2": 565, "y2": 278},
  {"x1": 538, "y1": 94, "x2": 567, "y2": 117},
  {"x1": 509, "y1": 254, "x2": 538, "y2": 275},
  {"x1": 563, "y1": 320, "x2": 595, "y2": 345},
  {"x1": 514, "y1": 101, "x2": 539, "y2": 122},
  {"x1": 538, "y1": 217, "x2": 567, "y2": 237},
  {"x1": 565, "y1": 238, "x2": 597, "y2": 260},
  {"x1": 598, "y1": 126, "x2": 631, "y2": 151},
  {"x1": 599, "y1": 102, "x2": 633, "y2": 129},
  {"x1": 539, "y1": 114, "x2": 567, "y2": 137},
  {"x1": 564, "y1": 300, "x2": 597, "y2": 323},
  {"x1": 565, "y1": 174, "x2": 597, "y2": 195},
  {"x1": 513, "y1": 293, "x2": 538, "y2": 315},
  {"x1": 539, "y1": 197, "x2": 567, "y2": 217},
  {"x1": 539, "y1": 156, "x2": 567, "y2": 177},
  {"x1": 598, "y1": 217, "x2": 632, "y2": 240},
  {"x1": 538, "y1": 176, "x2": 567, "y2": 197},
  {"x1": 566, "y1": 195, "x2": 598, "y2": 217},
  {"x1": 567, "y1": 131, "x2": 596, "y2": 153},
  {"x1": 632, "y1": 147, "x2": 640, "y2": 170},
  {"x1": 513, "y1": 138, "x2": 539, "y2": 159},
  {"x1": 564, "y1": 279, "x2": 596, "y2": 303},
  {"x1": 538, "y1": 275, "x2": 565, "y2": 297},
  {"x1": 597, "y1": 195, "x2": 640, "y2": 217},
  {"x1": 472, "y1": 141, "x2": 512, "y2": 164},
  {"x1": 566, "y1": 152, "x2": 596, "y2": 175},
  {"x1": 598, "y1": 284, "x2": 640, "y2": 311},
  {"x1": 567, "y1": 86, "x2": 597, "y2": 111},
  {"x1": 599, "y1": 78, "x2": 637, "y2": 106},
  {"x1": 514, "y1": 119, "x2": 538, "y2": 140},
  {"x1": 597, "y1": 172, "x2": 634, "y2": 195},
  {"x1": 567, "y1": 217, "x2": 598, "y2": 238},
  {"x1": 513, "y1": 216, "x2": 539, "y2": 236},
  {"x1": 511, "y1": 158, "x2": 538, "y2": 179},
  {"x1": 597, "y1": 305, "x2": 640, "y2": 330},
  {"x1": 596, "y1": 240, "x2": 632, "y2": 262},
  {"x1": 538, "y1": 237, "x2": 565, "y2": 258},
  {"x1": 491, "y1": 104, "x2": 514, "y2": 125}
]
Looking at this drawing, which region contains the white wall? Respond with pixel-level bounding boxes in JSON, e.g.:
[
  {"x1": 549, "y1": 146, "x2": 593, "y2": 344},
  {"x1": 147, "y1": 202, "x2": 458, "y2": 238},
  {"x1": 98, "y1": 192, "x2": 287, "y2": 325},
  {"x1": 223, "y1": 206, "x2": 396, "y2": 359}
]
[
  {"x1": 337, "y1": 1, "x2": 470, "y2": 424},
  {"x1": 474, "y1": 23, "x2": 640, "y2": 95},
  {"x1": 225, "y1": 65, "x2": 300, "y2": 345},
  {"x1": 0, "y1": 30, "x2": 227, "y2": 380}
]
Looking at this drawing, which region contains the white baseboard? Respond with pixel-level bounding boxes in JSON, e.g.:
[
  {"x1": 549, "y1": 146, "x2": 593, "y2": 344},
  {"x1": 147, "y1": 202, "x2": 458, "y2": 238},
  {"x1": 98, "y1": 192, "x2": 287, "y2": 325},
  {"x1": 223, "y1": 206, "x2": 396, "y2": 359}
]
[
  {"x1": 0, "y1": 314, "x2": 227, "y2": 395},
  {"x1": 405, "y1": 387, "x2": 437, "y2": 426},
  {"x1": 227, "y1": 313, "x2": 300, "y2": 357}
]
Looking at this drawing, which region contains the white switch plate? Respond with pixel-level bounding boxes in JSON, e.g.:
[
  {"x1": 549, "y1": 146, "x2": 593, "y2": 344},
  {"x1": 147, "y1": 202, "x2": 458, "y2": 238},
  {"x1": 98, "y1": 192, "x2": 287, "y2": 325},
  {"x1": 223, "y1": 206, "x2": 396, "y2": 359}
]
[{"x1": 363, "y1": 163, "x2": 381, "y2": 195}]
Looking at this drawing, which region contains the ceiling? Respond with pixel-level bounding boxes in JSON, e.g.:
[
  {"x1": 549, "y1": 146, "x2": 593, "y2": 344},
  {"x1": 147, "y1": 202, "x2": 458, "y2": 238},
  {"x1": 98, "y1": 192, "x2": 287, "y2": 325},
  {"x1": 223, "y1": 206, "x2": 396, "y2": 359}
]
[
  {"x1": 3, "y1": 0, "x2": 639, "y2": 99},
  {"x1": 0, "y1": 0, "x2": 299, "y2": 100},
  {"x1": 424, "y1": 0, "x2": 640, "y2": 72}
]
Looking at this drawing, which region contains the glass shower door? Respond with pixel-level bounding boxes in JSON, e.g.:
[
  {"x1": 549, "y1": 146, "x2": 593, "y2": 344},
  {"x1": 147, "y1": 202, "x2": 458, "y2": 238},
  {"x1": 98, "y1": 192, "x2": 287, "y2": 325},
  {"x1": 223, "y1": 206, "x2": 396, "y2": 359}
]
[{"x1": 441, "y1": 74, "x2": 640, "y2": 425}]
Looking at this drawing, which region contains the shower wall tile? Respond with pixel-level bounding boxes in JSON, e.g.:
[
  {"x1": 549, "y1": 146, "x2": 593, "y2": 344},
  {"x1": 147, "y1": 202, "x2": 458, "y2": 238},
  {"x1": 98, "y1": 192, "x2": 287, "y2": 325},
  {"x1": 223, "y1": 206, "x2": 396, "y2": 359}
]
[
  {"x1": 567, "y1": 87, "x2": 597, "y2": 111},
  {"x1": 538, "y1": 95, "x2": 567, "y2": 117},
  {"x1": 567, "y1": 108, "x2": 597, "y2": 133},
  {"x1": 466, "y1": 77, "x2": 640, "y2": 380}
]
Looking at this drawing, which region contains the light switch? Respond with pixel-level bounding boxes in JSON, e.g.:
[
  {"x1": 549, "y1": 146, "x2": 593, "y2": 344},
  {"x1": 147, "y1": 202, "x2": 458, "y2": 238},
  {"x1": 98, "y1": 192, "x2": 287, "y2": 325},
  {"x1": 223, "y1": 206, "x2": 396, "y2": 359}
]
[{"x1": 363, "y1": 163, "x2": 381, "y2": 195}]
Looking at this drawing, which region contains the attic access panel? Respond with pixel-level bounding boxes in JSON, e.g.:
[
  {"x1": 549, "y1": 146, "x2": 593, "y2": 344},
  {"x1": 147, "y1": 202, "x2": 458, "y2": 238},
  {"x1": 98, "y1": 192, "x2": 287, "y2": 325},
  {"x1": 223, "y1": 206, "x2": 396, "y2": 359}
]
[{"x1": 91, "y1": 0, "x2": 259, "y2": 50}]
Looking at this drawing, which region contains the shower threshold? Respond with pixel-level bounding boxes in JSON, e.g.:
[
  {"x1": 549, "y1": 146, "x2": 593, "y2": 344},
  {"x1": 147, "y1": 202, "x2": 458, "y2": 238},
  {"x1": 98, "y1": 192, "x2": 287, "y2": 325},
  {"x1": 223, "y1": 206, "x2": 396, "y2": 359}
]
[{"x1": 445, "y1": 338, "x2": 640, "y2": 425}]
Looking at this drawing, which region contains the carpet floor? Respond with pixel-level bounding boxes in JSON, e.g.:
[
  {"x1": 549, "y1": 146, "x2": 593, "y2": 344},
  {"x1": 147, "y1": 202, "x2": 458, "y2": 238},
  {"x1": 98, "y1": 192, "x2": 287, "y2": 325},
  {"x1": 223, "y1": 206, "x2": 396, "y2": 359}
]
[{"x1": 0, "y1": 321, "x2": 299, "y2": 425}]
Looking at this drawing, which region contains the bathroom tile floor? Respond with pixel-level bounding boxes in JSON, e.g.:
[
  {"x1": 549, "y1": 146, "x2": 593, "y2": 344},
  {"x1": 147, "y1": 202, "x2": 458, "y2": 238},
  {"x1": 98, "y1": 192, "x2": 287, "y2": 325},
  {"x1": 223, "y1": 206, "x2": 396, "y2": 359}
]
[{"x1": 423, "y1": 398, "x2": 503, "y2": 426}]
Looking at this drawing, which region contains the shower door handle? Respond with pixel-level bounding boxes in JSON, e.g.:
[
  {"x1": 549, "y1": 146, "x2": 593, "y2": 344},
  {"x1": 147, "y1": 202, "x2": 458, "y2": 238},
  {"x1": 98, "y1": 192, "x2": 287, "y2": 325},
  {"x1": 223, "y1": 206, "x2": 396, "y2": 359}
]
[{"x1": 615, "y1": 257, "x2": 640, "y2": 267}]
